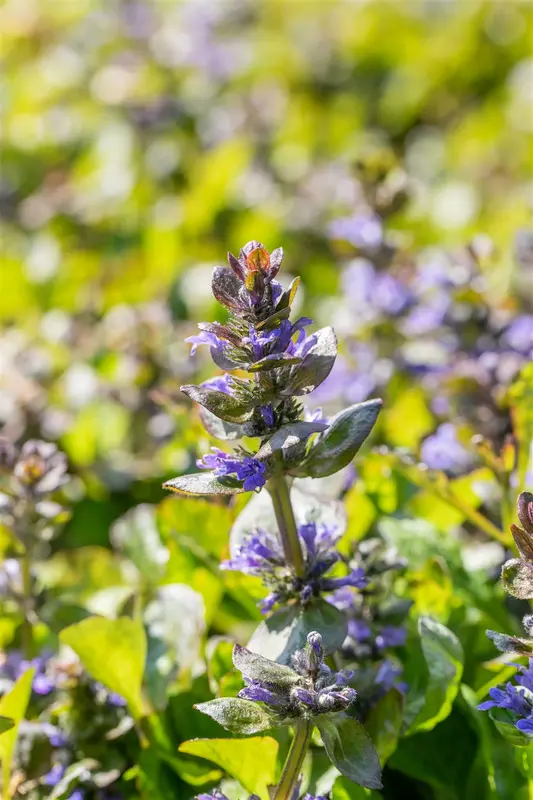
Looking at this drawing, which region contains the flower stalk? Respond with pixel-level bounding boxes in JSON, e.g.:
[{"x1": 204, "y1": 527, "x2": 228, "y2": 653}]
[
  {"x1": 273, "y1": 719, "x2": 313, "y2": 800},
  {"x1": 267, "y1": 460, "x2": 305, "y2": 577},
  {"x1": 21, "y1": 548, "x2": 34, "y2": 658}
]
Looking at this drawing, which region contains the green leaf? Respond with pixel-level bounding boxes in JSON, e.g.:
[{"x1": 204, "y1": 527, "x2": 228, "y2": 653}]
[
  {"x1": 60, "y1": 616, "x2": 147, "y2": 719},
  {"x1": 389, "y1": 705, "x2": 478, "y2": 796},
  {"x1": 247, "y1": 601, "x2": 347, "y2": 665},
  {"x1": 179, "y1": 736, "x2": 279, "y2": 799},
  {"x1": 489, "y1": 707, "x2": 533, "y2": 747},
  {"x1": 194, "y1": 698, "x2": 276, "y2": 735},
  {"x1": 0, "y1": 668, "x2": 35, "y2": 800},
  {"x1": 144, "y1": 584, "x2": 205, "y2": 706},
  {"x1": 297, "y1": 400, "x2": 382, "y2": 478},
  {"x1": 365, "y1": 689, "x2": 403, "y2": 763},
  {"x1": 158, "y1": 494, "x2": 235, "y2": 559},
  {"x1": 0, "y1": 717, "x2": 14, "y2": 735},
  {"x1": 110, "y1": 504, "x2": 168, "y2": 585},
  {"x1": 163, "y1": 472, "x2": 245, "y2": 496},
  {"x1": 461, "y1": 684, "x2": 529, "y2": 797},
  {"x1": 332, "y1": 776, "x2": 382, "y2": 799},
  {"x1": 317, "y1": 714, "x2": 382, "y2": 790},
  {"x1": 206, "y1": 637, "x2": 236, "y2": 694},
  {"x1": 232, "y1": 644, "x2": 299, "y2": 687},
  {"x1": 407, "y1": 616, "x2": 463, "y2": 734}
]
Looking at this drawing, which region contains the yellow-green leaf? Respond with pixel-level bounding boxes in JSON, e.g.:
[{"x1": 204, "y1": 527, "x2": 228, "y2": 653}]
[
  {"x1": 178, "y1": 736, "x2": 279, "y2": 800},
  {"x1": 0, "y1": 668, "x2": 35, "y2": 800},
  {"x1": 60, "y1": 616, "x2": 146, "y2": 719}
]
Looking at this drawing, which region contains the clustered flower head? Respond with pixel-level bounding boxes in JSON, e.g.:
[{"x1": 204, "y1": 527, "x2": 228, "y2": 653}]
[
  {"x1": 197, "y1": 447, "x2": 267, "y2": 491},
  {"x1": 478, "y1": 658, "x2": 533, "y2": 735},
  {"x1": 165, "y1": 241, "x2": 338, "y2": 496},
  {"x1": 328, "y1": 538, "x2": 408, "y2": 660},
  {"x1": 0, "y1": 438, "x2": 70, "y2": 545},
  {"x1": 237, "y1": 632, "x2": 356, "y2": 719},
  {"x1": 222, "y1": 520, "x2": 367, "y2": 612}
]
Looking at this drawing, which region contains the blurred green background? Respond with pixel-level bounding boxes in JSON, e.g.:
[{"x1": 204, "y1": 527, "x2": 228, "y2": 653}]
[{"x1": 2, "y1": 0, "x2": 532, "y2": 319}]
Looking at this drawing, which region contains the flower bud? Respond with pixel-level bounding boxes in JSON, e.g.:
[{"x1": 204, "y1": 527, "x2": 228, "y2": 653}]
[
  {"x1": 518, "y1": 492, "x2": 533, "y2": 535},
  {"x1": 306, "y1": 631, "x2": 324, "y2": 675}
]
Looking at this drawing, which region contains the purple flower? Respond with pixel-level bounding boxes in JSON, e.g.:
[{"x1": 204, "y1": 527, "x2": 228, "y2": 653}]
[
  {"x1": 201, "y1": 374, "x2": 232, "y2": 394},
  {"x1": 347, "y1": 618, "x2": 372, "y2": 643},
  {"x1": 44, "y1": 763, "x2": 66, "y2": 786},
  {"x1": 242, "y1": 317, "x2": 312, "y2": 362},
  {"x1": 374, "y1": 273, "x2": 412, "y2": 315},
  {"x1": 375, "y1": 625, "x2": 407, "y2": 650},
  {"x1": 239, "y1": 680, "x2": 284, "y2": 706},
  {"x1": 222, "y1": 521, "x2": 367, "y2": 612},
  {"x1": 329, "y1": 213, "x2": 383, "y2": 249},
  {"x1": 260, "y1": 404, "x2": 275, "y2": 427},
  {"x1": 1, "y1": 651, "x2": 55, "y2": 695},
  {"x1": 375, "y1": 660, "x2": 408, "y2": 694},
  {"x1": 186, "y1": 330, "x2": 224, "y2": 357},
  {"x1": 478, "y1": 659, "x2": 533, "y2": 736},
  {"x1": 236, "y1": 632, "x2": 356, "y2": 718},
  {"x1": 197, "y1": 448, "x2": 266, "y2": 491},
  {"x1": 420, "y1": 423, "x2": 471, "y2": 473},
  {"x1": 42, "y1": 723, "x2": 69, "y2": 748},
  {"x1": 504, "y1": 315, "x2": 533, "y2": 355}
]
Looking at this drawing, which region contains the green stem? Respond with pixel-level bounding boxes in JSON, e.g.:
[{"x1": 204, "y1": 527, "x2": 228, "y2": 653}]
[
  {"x1": 393, "y1": 460, "x2": 510, "y2": 547},
  {"x1": 21, "y1": 550, "x2": 34, "y2": 659},
  {"x1": 267, "y1": 466, "x2": 305, "y2": 577},
  {"x1": 273, "y1": 720, "x2": 313, "y2": 800}
]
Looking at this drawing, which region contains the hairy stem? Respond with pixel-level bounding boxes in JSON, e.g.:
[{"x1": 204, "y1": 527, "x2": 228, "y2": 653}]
[
  {"x1": 274, "y1": 720, "x2": 313, "y2": 800},
  {"x1": 267, "y1": 465, "x2": 305, "y2": 577},
  {"x1": 21, "y1": 550, "x2": 34, "y2": 659}
]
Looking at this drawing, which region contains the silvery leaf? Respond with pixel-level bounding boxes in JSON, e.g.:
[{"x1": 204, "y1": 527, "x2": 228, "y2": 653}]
[
  {"x1": 232, "y1": 644, "x2": 299, "y2": 687},
  {"x1": 194, "y1": 698, "x2": 276, "y2": 735},
  {"x1": 181, "y1": 384, "x2": 254, "y2": 423},
  {"x1": 199, "y1": 406, "x2": 244, "y2": 441},
  {"x1": 255, "y1": 421, "x2": 327, "y2": 461},
  {"x1": 164, "y1": 473, "x2": 244, "y2": 496},
  {"x1": 294, "y1": 399, "x2": 382, "y2": 478}
]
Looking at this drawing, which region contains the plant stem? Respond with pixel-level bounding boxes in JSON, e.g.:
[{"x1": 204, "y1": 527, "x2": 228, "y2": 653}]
[
  {"x1": 267, "y1": 466, "x2": 305, "y2": 577},
  {"x1": 393, "y1": 459, "x2": 510, "y2": 547},
  {"x1": 273, "y1": 720, "x2": 313, "y2": 800},
  {"x1": 21, "y1": 550, "x2": 34, "y2": 659}
]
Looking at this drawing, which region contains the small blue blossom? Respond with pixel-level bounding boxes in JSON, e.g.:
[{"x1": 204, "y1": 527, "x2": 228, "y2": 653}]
[
  {"x1": 222, "y1": 521, "x2": 367, "y2": 612},
  {"x1": 197, "y1": 448, "x2": 266, "y2": 491},
  {"x1": 375, "y1": 660, "x2": 408, "y2": 695},
  {"x1": 1, "y1": 651, "x2": 55, "y2": 695},
  {"x1": 478, "y1": 659, "x2": 533, "y2": 735},
  {"x1": 44, "y1": 763, "x2": 66, "y2": 786},
  {"x1": 329, "y1": 212, "x2": 383, "y2": 249},
  {"x1": 504, "y1": 315, "x2": 533, "y2": 355},
  {"x1": 201, "y1": 374, "x2": 233, "y2": 394},
  {"x1": 420, "y1": 423, "x2": 471, "y2": 473}
]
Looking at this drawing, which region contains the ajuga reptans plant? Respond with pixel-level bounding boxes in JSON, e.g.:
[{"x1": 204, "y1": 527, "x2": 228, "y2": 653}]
[
  {"x1": 478, "y1": 491, "x2": 533, "y2": 740},
  {"x1": 164, "y1": 241, "x2": 387, "y2": 797}
]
